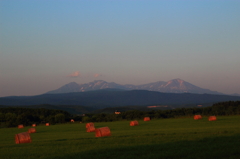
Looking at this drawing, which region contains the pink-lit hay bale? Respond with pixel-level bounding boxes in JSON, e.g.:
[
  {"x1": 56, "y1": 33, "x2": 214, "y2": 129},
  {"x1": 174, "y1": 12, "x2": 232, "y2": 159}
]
[
  {"x1": 95, "y1": 127, "x2": 111, "y2": 137},
  {"x1": 71, "y1": 119, "x2": 75, "y2": 122},
  {"x1": 32, "y1": 124, "x2": 36, "y2": 127},
  {"x1": 86, "y1": 126, "x2": 96, "y2": 132},
  {"x1": 208, "y1": 116, "x2": 217, "y2": 121},
  {"x1": 144, "y1": 117, "x2": 151, "y2": 121},
  {"x1": 28, "y1": 128, "x2": 36, "y2": 133},
  {"x1": 18, "y1": 125, "x2": 24, "y2": 129},
  {"x1": 86, "y1": 122, "x2": 94, "y2": 128},
  {"x1": 15, "y1": 132, "x2": 31, "y2": 144},
  {"x1": 46, "y1": 123, "x2": 50, "y2": 126},
  {"x1": 130, "y1": 120, "x2": 139, "y2": 126},
  {"x1": 194, "y1": 115, "x2": 202, "y2": 120}
]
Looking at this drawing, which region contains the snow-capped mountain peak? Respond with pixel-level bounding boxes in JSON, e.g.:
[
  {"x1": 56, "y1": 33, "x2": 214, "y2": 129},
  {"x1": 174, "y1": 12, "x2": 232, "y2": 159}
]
[{"x1": 46, "y1": 79, "x2": 222, "y2": 95}]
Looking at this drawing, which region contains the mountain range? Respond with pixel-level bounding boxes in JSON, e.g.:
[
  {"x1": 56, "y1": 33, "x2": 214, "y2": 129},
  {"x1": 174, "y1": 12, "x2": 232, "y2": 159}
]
[
  {"x1": 1, "y1": 78, "x2": 240, "y2": 114},
  {"x1": 1, "y1": 89, "x2": 240, "y2": 112},
  {"x1": 46, "y1": 78, "x2": 222, "y2": 95}
]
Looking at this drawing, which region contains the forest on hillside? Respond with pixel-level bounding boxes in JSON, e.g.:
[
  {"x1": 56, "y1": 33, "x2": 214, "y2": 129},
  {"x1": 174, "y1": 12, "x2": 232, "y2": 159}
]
[{"x1": 0, "y1": 101, "x2": 239, "y2": 128}]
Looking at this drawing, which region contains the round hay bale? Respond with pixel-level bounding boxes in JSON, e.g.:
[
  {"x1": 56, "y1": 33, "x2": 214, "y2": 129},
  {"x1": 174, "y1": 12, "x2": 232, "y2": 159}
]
[
  {"x1": 87, "y1": 125, "x2": 95, "y2": 132},
  {"x1": 32, "y1": 124, "x2": 36, "y2": 127},
  {"x1": 46, "y1": 123, "x2": 50, "y2": 126},
  {"x1": 95, "y1": 127, "x2": 111, "y2": 137},
  {"x1": 144, "y1": 117, "x2": 150, "y2": 121},
  {"x1": 130, "y1": 120, "x2": 139, "y2": 126},
  {"x1": 18, "y1": 125, "x2": 24, "y2": 129},
  {"x1": 86, "y1": 122, "x2": 94, "y2": 128},
  {"x1": 15, "y1": 132, "x2": 31, "y2": 144},
  {"x1": 28, "y1": 128, "x2": 36, "y2": 133},
  {"x1": 71, "y1": 119, "x2": 75, "y2": 122},
  {"x1": 208, "y1": 116, "x2": 217, "y2": 121},
  {"x1": 194, "y1": 115, "x2": 202, "y2": 120}
]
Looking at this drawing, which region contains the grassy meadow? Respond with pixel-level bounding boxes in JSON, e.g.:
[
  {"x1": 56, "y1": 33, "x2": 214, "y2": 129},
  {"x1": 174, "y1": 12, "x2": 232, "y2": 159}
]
[{"x1": 0, "y1": 116, "x2": 240, "y2": 159}]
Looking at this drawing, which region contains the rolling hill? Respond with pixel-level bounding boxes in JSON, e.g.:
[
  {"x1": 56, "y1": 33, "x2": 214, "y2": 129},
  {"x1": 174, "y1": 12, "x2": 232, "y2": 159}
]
[{"x1": 1, "y1": 89, "x2": 240, "y2": 108}]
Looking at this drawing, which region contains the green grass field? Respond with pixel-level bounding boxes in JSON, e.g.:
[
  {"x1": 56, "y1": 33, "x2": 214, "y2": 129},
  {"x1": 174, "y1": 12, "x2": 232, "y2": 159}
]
[{"x1": 1, "y1": 116, "x2": 240, "y2": 159}]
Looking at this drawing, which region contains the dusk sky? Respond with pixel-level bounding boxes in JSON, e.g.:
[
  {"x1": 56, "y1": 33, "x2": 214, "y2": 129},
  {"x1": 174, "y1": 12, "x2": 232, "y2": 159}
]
[{"x1": 1, "y1": 0, "x2": 240, "y2": 97}]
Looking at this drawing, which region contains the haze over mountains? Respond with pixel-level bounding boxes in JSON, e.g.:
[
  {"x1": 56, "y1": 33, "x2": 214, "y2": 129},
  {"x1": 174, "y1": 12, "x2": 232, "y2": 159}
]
[{"x1": 46, "y1": 78, "x2": 222, "y2": 95}]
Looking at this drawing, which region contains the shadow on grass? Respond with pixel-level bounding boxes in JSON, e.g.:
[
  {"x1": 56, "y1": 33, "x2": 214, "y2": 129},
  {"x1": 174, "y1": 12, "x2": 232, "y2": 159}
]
[{"x1": 54, "y1": 134, "x2": 240, "y2": 159}]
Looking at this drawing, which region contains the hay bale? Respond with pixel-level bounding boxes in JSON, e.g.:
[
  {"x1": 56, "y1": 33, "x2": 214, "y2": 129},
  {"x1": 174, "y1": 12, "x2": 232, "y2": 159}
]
[
  {"x1": 71, "y1": 119, "x2": 75, "y2": 122},
  {"x1": 46, "y1": 123, "x2": 50, "y2": 126},
  {"x1": 15, "y1": 132, "x2": 31, "y2": 144},
  {"x1": 86, "y1": 122, "x2": 94, "y2": 128},
  {"x1": 32, "y1": 124, "x2": 36, "y2": 127},
  {"x1": 87, "y1": 126, "x2": 95, "y2": 132},
  {"x1": 144, "y1": 117, "x2": 150, "y2": 121},
  {"x1": 95, "y1": 127, "x2": 111, "y2": 137},
  {"x1": 130, "y1": 120, "x2": 139, "y2": 126},
  {"x1": 18, "y1": 125, "x2": 24, "y2": 129},
  {"x1": 28, "y1": 128, "x2": 36, "y2": 133},
  {"x1": 194, "y1": 115, "x2": 202, "y2": 120},
  {"x1": 208, "y1": 116, "x2": 217, "y2": 121}
]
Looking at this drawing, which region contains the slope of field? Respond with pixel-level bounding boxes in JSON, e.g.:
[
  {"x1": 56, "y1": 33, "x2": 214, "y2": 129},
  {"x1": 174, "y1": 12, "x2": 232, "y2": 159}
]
[{"x1": 0, "y1": 116, "x2": 240, "y2": 159}]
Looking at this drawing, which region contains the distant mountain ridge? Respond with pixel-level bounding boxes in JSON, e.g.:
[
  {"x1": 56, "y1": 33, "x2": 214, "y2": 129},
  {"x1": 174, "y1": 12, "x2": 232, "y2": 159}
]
[
  {"x1": 1, "y1": 89, "x2": 240, "y2": 107},
  {"x1": 46, "y1": 78, "x2": 222, "y2": 95}
]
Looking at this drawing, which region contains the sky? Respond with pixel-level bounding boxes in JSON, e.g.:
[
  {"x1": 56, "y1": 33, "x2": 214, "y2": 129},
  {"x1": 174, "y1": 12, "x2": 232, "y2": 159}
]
[{"x1": 1, "y1": 0, "x2": 240, "y2": 97}]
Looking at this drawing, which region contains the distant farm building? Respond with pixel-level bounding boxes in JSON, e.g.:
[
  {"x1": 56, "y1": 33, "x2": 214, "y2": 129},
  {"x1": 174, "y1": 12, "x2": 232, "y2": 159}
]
[
  {"x1": 147, "y1": 105, "x2": 168, "y2": 108},
  {"x1": 115, "y1": 111, "x2": 121, "y2": 114}
]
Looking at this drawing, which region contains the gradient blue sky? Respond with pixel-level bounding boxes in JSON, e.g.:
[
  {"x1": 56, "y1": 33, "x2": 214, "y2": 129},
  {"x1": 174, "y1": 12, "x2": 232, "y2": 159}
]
[{"x1": 1, "y1": 0, "x2": 240, "y2": 97}]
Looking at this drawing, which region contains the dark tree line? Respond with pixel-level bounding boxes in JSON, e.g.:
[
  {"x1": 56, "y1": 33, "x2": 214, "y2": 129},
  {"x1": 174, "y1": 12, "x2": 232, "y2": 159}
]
[
  {"x1": 82, "y1": 101, "x2": 240, "y2": 122},
  {"x1": 0, "y1": 107, "x2": 72, "y2": 128},
  {"x1": 1, "y1": 101, "x2": 240, "y2": 128}
]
